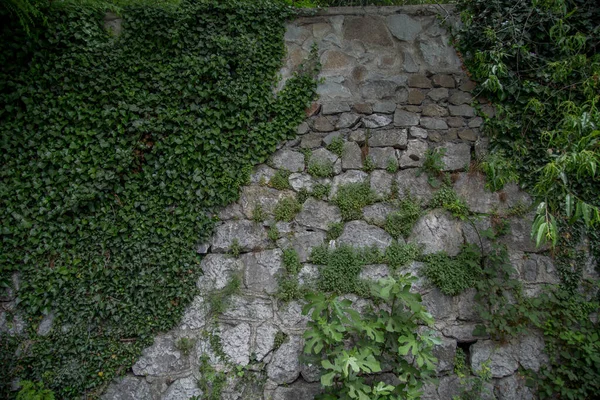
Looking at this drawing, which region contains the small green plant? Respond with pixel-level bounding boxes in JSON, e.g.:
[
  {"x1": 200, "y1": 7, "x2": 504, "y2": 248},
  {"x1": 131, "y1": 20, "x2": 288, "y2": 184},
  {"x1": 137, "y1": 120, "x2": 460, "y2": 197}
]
[
  {"x1": 230, "y1": 238, "x2": 241, "y2": 258},
  {"x1": 300, "y1": 148, "x2": 312, "y2": 165},
  {"x1": 385, "y1": 242, "x2": 421, "y2": 270},
  {"x1": 252, "y1": 205, "x2": 266, "y2": 223},
  {"x1": 363, "y1": 155, "x2": 375, "y2": 173},
  {"x1": 258, "y1": 175, "x2": 267, "y2": 186},
  {"x1": 506, "y1": 201, "x2": 529, "y2": 217},
  {"x1": 197, "y1": 354, "x2": 226, "y2": 400},
  {"x1": 480, "y1": 150, "x2": 519, "y2": 192},
  {"x1": 282, "y1": 248, "x2": 302, "y2": 275},
  {"x1": 333, "y1": 182, "x2": 377, "y2": 221},
  {"x1": 274, "y1": 197, "x2": 301, "y2": 222},
  {"x1": 386, "y1": 157, "x2": 399, "y2": 173},
  {"x1": 268, "y1": 225, "x2": 280, "y2": 241},
  {"x1": 297, "y1": 188, "x2": 310, "y2": 204},
  {"x1": 276, "y1": 276, "x2": 304, "y2": 302},
  {"x1": 429, "y1": 186, "x2": 470, "y2": 219},
  {"x1": 310, "y1": 244, "x2": 329, "y2": 265},
  {"x1": 312, "y1": 183, "x2": 330, "y2": 200},
  {"x1": 175, "y1": 337, "x2": 196, "y2": 356},
  {"x1": 422, "y1": 148, "x2": 445, "y2": 176},
  {"x1": 302, "y1": 276, "x2": 440, "y2": 399},
  {"x1": 269, "y1": 169, "x2": 292, "y2": 190},
  {"x1": 327, "y1": 136, "x2": 344, "y2": 157},
  {"x1": 208, "y1": 274, "x2": 241, "y2": 316},
  {"x1": 423, "y1": 245, "x2": 482, "y2": 296},
  {"x1": 384, "y1": 197, "x2": 422, "y2": 239},
  {"x1": 388, "y1": 179, "x2": 399, "y2": 200},
  {"x1": 452, "y1": 350, "x2": 492, "y2": 400},
  {"x1": 314, "y1": 245, "x2": 368, "y2": 295},
  {"x1": 308, "y1": 159, "x2": 335, "y2": 178},
  {"x1": 326, "y1": 222, "x2": 344, "y2": 241},
  {"x1": 273, "y1": 331, "x2": 289, "y2": 350},
  {"x1": 16, "y1": 381, "x2": 55, "y2": 400}
]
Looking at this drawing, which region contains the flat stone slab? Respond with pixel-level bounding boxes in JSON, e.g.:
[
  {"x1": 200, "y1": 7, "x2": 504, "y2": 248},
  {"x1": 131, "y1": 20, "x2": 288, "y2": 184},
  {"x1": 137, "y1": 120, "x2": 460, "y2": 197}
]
[
  {"x1": 277, "y1": 230, "x2": 326, "y2": 263},
  {"x1": 211, "y1": 220, "x2": 269, "y2": 253},
  {"x1": 239, "y1": 185, "x2": 295, "y2": 219},
  {"x1": 242, "y1": 249, "x2": 283, "y2": 294},
  {"x1": 441, "y1": 142, "x2": 471, "y2": 171},
  {"x1": 396, "y1": 168, "x2": 436, "y2": 203},
  {"x1": 266, "y1": 335, "x2": 303, "y2": 384},
  {"x1": 295, "y1": 198, "x2": 342, "y2": 231},
  {"x1": 329, "y1": 170, "x2": 369, "y2": 199},
  {"x1": 132, "y1": 334, "x2": 189, "y2": 376},
  {"x1": 368, "y1": 129, "x2": 408, "y2": 148},
  {"x1": 409, "y1": 210, "x2": 463, "y2": 256},
  {"x1": 197, "y1": 254, "x2": 243, "y2": 291},
  {"x1": 336, "y1": 220, "x2": 393, "y2": 250},
  {"x1": 398, "y1": 139, "x2": 428, "y2": 168},
  {"x1": 270, "y1": 149, "x2": 305, "y2": 172}
]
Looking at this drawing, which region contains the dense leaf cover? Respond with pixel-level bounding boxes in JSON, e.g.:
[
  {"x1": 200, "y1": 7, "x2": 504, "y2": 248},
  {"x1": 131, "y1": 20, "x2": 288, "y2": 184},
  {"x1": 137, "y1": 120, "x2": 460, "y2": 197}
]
[{"x1": 0, "y1": 0, "x2": 317, "y2": 397}]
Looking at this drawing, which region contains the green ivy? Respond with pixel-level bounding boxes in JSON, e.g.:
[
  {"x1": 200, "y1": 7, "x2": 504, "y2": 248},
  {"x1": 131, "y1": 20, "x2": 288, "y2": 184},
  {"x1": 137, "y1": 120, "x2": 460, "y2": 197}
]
[{"x1": 0, "y1": 0, "x2": 317, "y2": 397}]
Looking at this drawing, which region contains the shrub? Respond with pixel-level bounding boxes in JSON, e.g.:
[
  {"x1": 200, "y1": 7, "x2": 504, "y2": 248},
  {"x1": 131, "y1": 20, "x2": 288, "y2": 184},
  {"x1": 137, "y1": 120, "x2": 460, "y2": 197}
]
[
  {"x1": 308, "y1": 159, "x2": 334, "y2": 178},
  {"x1": 423, "y1": 245, "x2": 482, "y2": 296},
  {"x1": 270, "y1": 169, "x2": 292, "y2": 190},
  {"x1": 274, "y1": 197, "x2": 301, "y2": 222},
  {"x1": 384, "y1": 197, "x2": 422, "y2": 239},
  {"x1": 333, "y1": 182, "x2": 377, "y2": 221}
]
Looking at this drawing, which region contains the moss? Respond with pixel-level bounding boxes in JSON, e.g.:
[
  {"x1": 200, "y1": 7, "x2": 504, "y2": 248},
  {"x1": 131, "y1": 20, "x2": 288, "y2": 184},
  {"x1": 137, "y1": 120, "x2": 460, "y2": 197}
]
[
  {"x1": 333, "y1": 182, "x2": 377, "y2": 221},
  {"x1": 274, "y1": 197, "x2": 301, "y2": 222}
]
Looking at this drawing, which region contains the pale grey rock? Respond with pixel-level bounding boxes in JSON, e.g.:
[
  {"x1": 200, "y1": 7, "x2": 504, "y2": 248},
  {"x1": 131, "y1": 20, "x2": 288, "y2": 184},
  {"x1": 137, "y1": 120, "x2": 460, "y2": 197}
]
[
  {"x1": 457, "y1": 288, "x2": 480, "y2": 321},
  {"x1": 394, "y1": 109, "x2": 420, "y2": 126},
  {"x1": 323, "y1": 131, "x2": 342, "y2": 146},
  {"x1": 441, "y1": 142, "x2": 471, "y2": 171},
  {"x1": 311, "y1": 147, "x2": 338, "y2": 166},
  {"x1": 221, "y1": 295, "x2": 273, "y2": 321},
  {"x1": 449, "y1": 104, "x2": 475, "y2": 117},
  {"x1": 322, "y1": 103, "x2": 350, "y2": 115},
  {"x1": 211, "y1": 220, "x2": 269, "y2": 253},
  {"x1": 289, "y1": 173, "x2": 315, "y2": 192},
  {"x1": 403, "y1": 50, "x2": 419, "y2": 73},
  {"x1": 298, "y1": 264, "x2": 319, "y2": 286},
  {"x1": 475, "y1": 136, "x2": 490, "y2": 159},
  {"x1": 336, "y1": 220, "x2": 394, "y2": 251},
  {"x1": 470, "y1": 340, "x2": 518, "y2": 378},
  {"x1": 329, "y1": 170, "x2": 369, "y2": 198},
  {"x1": 362, "y1": 114, "x2": 393, "y2": 128},
  {"x1": 453, "y1": 173, "x2": 498, "y2": 213},
  {"x1": 102, "y1": 376, "x2": 152, "y2": 400},
  {"x1": 433, "y1": 336, "x2": 457, "y2": 373},
  {"x1": 161, "y1": 377, "x2": 201, "y2": 400},
  {"x1": 344, "y1": 16, "x2": 393, "y2": 46},
  {"x1": 396, "y1": 168, "x2": 436, "y2": 203},
  {"x1": 297, "y1": 122, "x2": 310, "y2": 135},
  {"x1": 267, "y1": 335, "x2": 303, "y2": 384},
  {"x1": 449, "y1": 91, "x2": 473, "y2": 105},
  {"x1": 254, "y1": 322, "x2": 279, "y2": 361},
  {"x1": 242, "y1": 249, "x2": 283, "y2": 294},
  {"x1": 419, "y1": 38, "x2": 461, "y2": 71},
  {"x1": 468, "y1": 117, "x2": 483, "y2": 128},
  {"x1": 300, "y1": 363, "x2": 322, "y2": 383},
  {"x1": 317, "y1": 79, "x2": 352, "y2": 100},
  {"x1": 518, "y1": 334, "x2": 547, "y2": 372},
  {"x1": 368, "y1": 147, "x2": 397, "y2": 169},
  {"x1": 461, "y1": 217, "x2": 493, "y2": 254},
  {"x1": 348, "y1": 129, "x2": 366, "y2": 144},
  {"x1": 198, "y1": 254, "x2": 243, "y2": 291},
  {"x1": 495, "y1": 375, "x2": 535, "y2": 400},
  {"x1": 250, "y1": 164, "x2": 277, "y2": 184},
  {"x1": 386, "y1": 14, "x2": 421, "y2": 41},
  {"x1": 284, "y1": 24, "x2": 310, "y2": 45},
  {"x1": 458, "y1": 128, "x2": 477, "y2": 142},
  {"x1": 403, "y1": 261, "x2": 428, "y2": 293},
  {"x1": 369, "y1": 129, "x2": 408, "y2": 148},
  {"x1": 432, "y1": 74, "x2": 456, "y2": 88},
  {"x1": 336, "y1": 112, "x2": 360, "y2": 129},
  {"x1": 271, "y1": 150, "x2": 305, "y2": 172},
  {"x1": 37, "y1": 312, "x2": 54, "y2": 336},
  {"x1": 422, "y1": 288, "x2": 457, "y2": 321},
  {"x1": 218, "y1": 203, "x2": 244, "y2": 220},
  {"x1": 342, "y1": 141, "x2": 363, "y2": 170},
  {"x1": 196, "y1": 243, "x2": 210, "y2": 254},
  {"x1": 277, "y1": 230, "x2": 326, "y2": 263},
  {"x1": 420, "y1": 117, "x2": 448, "y2": 130},
  {"x1": 422, "y1": 104, "x2": 449, "y2": 117},
  {"x1": 239, "y1": 185, "x2": 295, "y2": 219},
  {"x1": 427, "y1": 88, "x2": 449, "y2": 101},
  {"x1": 409, "y1": 210, "x2": 463, "y2": 256},
  {"x1": 271, "y1": 381, "x2": 322, "y2": 400},
  {"x1": 296, "y1": 198, "x2": 342, "y2": 231},
  {"x1": 132, "y1": 335, "x2": 189, "y2": 376},
  {"x1": 360, "y1": 80, "x2": 398, "y2": 100},
  {"x1": 409, "y1": 126, "x2": 428, "y2": 139},
  {"x1": 370, "y1": 170, "x2": 394, "y2": 198},
  {"x1": 398, "y1": 139, "x2": 428, "y2": 168},
  {"x1": 359, "y1": 264, "x2": 390, "y2": 281},
  {"x1": 179, "y1": 296, "x2": 209, "y2": 330},
  {"x1": 219, "y1": 323, "x2": 252, "y2": 366},
  {"x1": 277, "y1": 301, "x2": 310, "y2": 329},
  {"x1": 501, "y1": 182, "x2": 533, "y2": 210},
  {"x1": 301, "y1": 133, "x2": 326, "y2": 149},
  {"x1": 437, "y1": 376, "x2": 461, "y2": 400},
  {"x1": 447, "y1": 117, "x2": 464, "y2": 128},
  {"x1": 313, "y1": 116, "x2": 335, "y2": 132},
  {"x1": 363, "y1": 203, "x2": 396, "y2": 226},
  {"x1": 373, "y1": 101, "x2": 397, "y2": 114}
]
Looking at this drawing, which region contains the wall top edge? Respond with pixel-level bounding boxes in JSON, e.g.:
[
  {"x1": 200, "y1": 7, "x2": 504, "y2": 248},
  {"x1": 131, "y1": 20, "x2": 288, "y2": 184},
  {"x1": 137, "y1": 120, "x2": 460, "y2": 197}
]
[{"x1": 295, "y1": 3, "x2": 456, "y2": 17}]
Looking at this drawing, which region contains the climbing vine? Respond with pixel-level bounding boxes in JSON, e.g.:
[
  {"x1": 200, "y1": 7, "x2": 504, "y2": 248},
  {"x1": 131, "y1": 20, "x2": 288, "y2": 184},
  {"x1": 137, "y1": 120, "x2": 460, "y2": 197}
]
[{"x1": 0, "y1": 0, "x2": 317, "y2": 397}]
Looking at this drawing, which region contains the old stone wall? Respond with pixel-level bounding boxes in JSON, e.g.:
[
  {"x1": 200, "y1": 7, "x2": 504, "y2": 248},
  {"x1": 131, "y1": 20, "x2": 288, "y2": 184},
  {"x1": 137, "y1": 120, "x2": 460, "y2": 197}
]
[{"x1": 99, "y1": 5, "x2": 598, "y2": 400}]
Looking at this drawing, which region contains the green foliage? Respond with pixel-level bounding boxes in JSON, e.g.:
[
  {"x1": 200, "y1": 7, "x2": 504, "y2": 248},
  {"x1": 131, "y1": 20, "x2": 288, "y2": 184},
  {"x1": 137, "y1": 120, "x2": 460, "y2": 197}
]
[
  {"x1": 274, "y1": 197, "x2": 302, "y2": 222},
  {"x1": 422, "y1": 148, "x2": 445, "y2": 176},
  {"x1": 384, "y1": 242, "x2": 421, "y2": 270},
  {"x1": 273, "y1": 331, "x2": 288, "y2": 350},
  {"x1": 230, "y1": 238, "x2": 242, "y2": 258},
  {"x1": 333, "y1": 182, "x2": 377, "y2": 221},
  {"x1": 269, "y1": 169, "x2": 292, "y2": 190},
  {"x1": 282, "y1": 248, "x2": 302, "y2": 275},
  {"x1": 175, "y1": 337, "x2": 196, "y2": 356},
  {"x1": 252, "y1": 205, "x2": 266, "y2": 223},
  {"x1": 276, "y1": 276, "x2": 305, "y2": 302},
  {"x1": 16, "y1": 381, "x2": 55, "y2": 400},
  {"x1": 310, "y1": 244, "x2": 329, "y2": 265},
  {"x1": 312, "y1": 183, "x2": 330, "y2": 200},
  {"x1": 480, "y1": 151, "x2": 519, "y2": 192},
  {"x1": 308, "y1": 159, "x2": 335, "y2": 178},
  {"x1": 362, "y1": 155, "x2": 375, "y2": 173},
  {"x1": 386, "y1": 157, "x2": 399, "y2": 173},
  {"x1": 316, "y1": 245, "x2": 365, "y2": 294},
  {"x1": 207, "y1": 274, "x2": 241, "y2": 316},
  {"x1": 0, "y1": 0, "x2": 318, "y2": 396},
  {"x1": 452, "y1": 354, "x2": 492, "y2": 400},
  {"x1": 454, "y1": 0, "x2": 600, "y2": 249},
  {"x1": 268, "y1": 225, "x2": 280, "y2": 241},
  {"x1": 198, "y1": 354, "x2": 226, "y2": 400},
  {"x1": 423, "y1": 245, "x2": 482, "y2": 296},
  {"x1": 326, "y1": 222, "x2": 344, "y2": 241},
  {"x1": 384, "y1": 197, "x2": 422, "y2": 239},
  {"x1": 302, "y1": 276, "x2": 439, "y2": 400},
  {"x1": 326, "y1": 136, "x2": 344, "y2": 157},
  {"x1": 429, "y1": 186, "x2": 470, "y2": 219}
]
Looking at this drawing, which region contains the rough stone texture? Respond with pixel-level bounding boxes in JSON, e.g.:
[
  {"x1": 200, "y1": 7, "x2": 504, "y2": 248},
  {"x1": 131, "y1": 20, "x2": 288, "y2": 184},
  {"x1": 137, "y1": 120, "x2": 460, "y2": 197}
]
[
  {"x1": 441, "y1": 142, "x2": 471, "y2": 171},
  {"x1": 270, "y1": 149, "x2": 305, "y2": 172},
  {"x1": 330, "y1": 170, "x2": 369, "y2": 198},
  {"x1": 398, "y1": 139, "x2": 428, "y2": 168},
  {"x1": 363, "y1": 114, "x2": 392, "y2": 128},
  {"x1": 470, "y1": 340, "x2": 519, "y2": 378},
  {"x1": 240, "y1": 185, "x2": 295, "y2": 219},
  {"x1": 220, "y1": 322, "x2": 252, "y2": 366},
  {"x1": 428, "y1": 87, "x2": 449, "y2": 101},
  {"x1": 221, "y1": 296, "x2": 273, "y2": 321},
  {"x1": 313, "y1": 116, "x2": 335, "y2": 132},
  {"x1": 102, "y1": 376, "x2": 152, "y2": 400},
  {"x1": 409, "y1": 126, "x2": 428, "y2": 139},
  {"x1": 368, "y1": 147, "x2": 396, "y2": 169},
  {"x1": 342, "y1": 141, "x2": 363, "y2": 170},
  {"x1": 359, "y1": 264, "x2": 390, "y2": 281},
  {"x1": 363, "y1": 203, "x2": 396, "y2": 226},
  {"x1": 242, "y1": 249, "x2": 283, "y2": 294},
  {"x1": 336, "y1": 112, "x2": 360, "y2": 129},
  {"x1": 132, "y1": 335, "x2": 189, "y2": 376},
  {"x1": 433, "y1": 336, "x2": 457, "y2": 373},
  {"x1": 336, "y1": 220, "x2": 394, "y2": 250},
  {"x1": 370, "y1": 170, "x2": 394, "y2": 198},
  {"x1": 386, "y1": 14, "x2": 421, "y2": 41},
  {"x1": 267, "y1": 335, "x2": 303, "y2": 384},
  {"x1": 322, "y1": 102, "x2": 350, "y2": 115},
  {"x1": 254, "y1": 322, "x2": 278, "y2": 361},
  {"x1": 296, "y1": 198, "x2": 342, "y2": 231},
  {"x1": 277, "y1": 230, "x2": 326, "y2": 263},
  {"x1": 369, "y1": 129, "x2": 408, "y2": 148},
  {"x1": 449, "y1": 104, "x2": 475, "y2": 117},
  {"x1": 373, "y1": 101, "x2": 397, "y2": 114},
  {"x1": 162, "y1": 377, "x2": 202, "y2": 400},
  {"x1": 394, "y1": 109, "x2": 420, "y2": 126},
  {"x1": 396, "y1": 168, "x2": 436, "y2": 202},
  {"x1": 410, "y1": 210, "x2": 463, "y2": 256},
  {"x1": 211, "y1": 220, "x2": 269, "y2": 253},
  {"x1": 420, "y1": 117, "x2": 448, "y2": 130},
  {"x1": 289, "y1": 173, "x2": 315, "y2": 192},
  {"x1": 198, "y1": 254, "x2": 243, "y2": 291},
  {"x1": 271, "y1": 381, "x2": 322, "y2": 400},
  {"x1": 453, "y1": 173, "x2": 498, "y2": 213}
]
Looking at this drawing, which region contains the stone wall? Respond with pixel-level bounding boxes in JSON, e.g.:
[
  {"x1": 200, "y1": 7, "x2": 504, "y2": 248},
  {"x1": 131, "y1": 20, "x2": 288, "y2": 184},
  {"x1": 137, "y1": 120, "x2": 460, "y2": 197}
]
[{"x1": 97, "y1": 5, "x2": 599, "y2": 400}]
